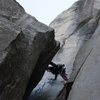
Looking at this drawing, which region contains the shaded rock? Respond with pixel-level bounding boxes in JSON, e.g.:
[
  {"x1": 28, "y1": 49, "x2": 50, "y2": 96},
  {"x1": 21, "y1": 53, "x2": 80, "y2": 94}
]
[{"x1": 0, "y1": 0, "x2": 59, "y2": 100}]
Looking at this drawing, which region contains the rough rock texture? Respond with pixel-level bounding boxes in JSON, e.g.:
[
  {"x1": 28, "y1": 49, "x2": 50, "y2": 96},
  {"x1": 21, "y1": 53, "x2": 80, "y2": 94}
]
[
  {"x1": 0, "y1": 0, "x2": 59, "y2": 100},
  {"x1": 49, "y1": 0, "x2": 100, "y2": 100}
]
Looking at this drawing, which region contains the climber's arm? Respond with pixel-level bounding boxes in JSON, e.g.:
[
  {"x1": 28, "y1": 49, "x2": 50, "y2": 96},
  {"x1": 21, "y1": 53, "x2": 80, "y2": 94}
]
[{"x1": 50, "y1": 62, "x2": 58, "y2": 67}]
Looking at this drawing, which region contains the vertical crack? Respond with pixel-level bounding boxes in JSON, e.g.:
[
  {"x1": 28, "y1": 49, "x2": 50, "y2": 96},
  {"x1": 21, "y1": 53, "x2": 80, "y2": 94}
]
[{"x1": 65, "y1": 48, "x2": 93, "y2": 100}]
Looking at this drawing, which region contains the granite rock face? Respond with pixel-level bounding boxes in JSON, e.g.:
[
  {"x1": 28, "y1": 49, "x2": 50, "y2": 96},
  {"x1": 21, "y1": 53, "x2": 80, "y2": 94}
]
[
  {"x1": 0, "y1": 0, "x2": 59, "y2": 100},
  {"x1": 50, "y1": 0, "x2": 100, "y2": 100}
]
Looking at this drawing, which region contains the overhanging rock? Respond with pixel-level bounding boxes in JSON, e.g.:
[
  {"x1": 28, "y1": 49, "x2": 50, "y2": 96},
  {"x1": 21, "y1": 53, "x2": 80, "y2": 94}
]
[{"x1": 0, "y1": 0, "x2": 60, "y2": 100}]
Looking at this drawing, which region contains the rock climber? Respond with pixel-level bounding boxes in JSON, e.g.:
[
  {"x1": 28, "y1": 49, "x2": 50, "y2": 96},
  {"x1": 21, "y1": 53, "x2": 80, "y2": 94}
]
[{"x1": 46, "y1": 62, "x2": 68, "y2": 81}]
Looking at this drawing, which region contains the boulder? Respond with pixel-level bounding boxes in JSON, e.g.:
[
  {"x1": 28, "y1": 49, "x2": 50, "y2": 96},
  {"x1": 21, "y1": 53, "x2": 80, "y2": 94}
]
[{"x1": 0, "y1": 0, "x2": 59, "y2": 100}]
